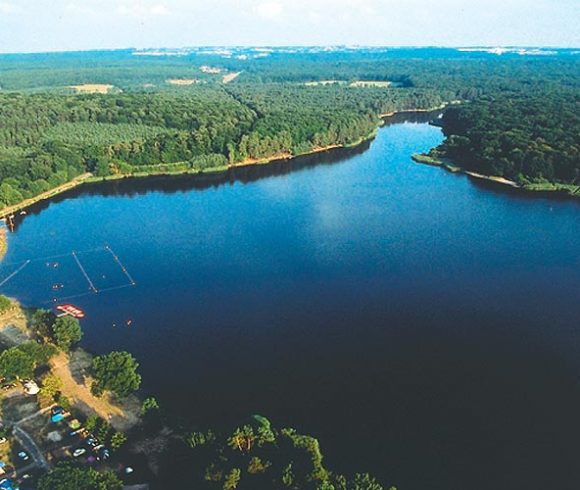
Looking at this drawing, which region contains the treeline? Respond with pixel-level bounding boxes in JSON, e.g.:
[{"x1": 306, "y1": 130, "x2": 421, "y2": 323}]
[
  {"x1": 0, "y1": 88, "x2": 254, "y2": 206},
  {"x1": 225, "y1": 84, "x2": 444, "y2": 160},
  {"x1": 0, "y1": 84, "x2": 444, "y2": 208},
  {"x1": 437, "y1": 91, "x2": 580, "y2": 185},
  {"x1": 160, "y1": 415, "x2": 392, "y2": 490}
]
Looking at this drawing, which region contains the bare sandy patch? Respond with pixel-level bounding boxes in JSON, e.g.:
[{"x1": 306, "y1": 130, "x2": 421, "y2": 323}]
[
  {"x1": 222, "y1": 72, "x2": 242, "y2": 84},
  {"x1": 200, "y1": 65, "x2": 222, "y2": 74},
  {"x1": 350, "y1": 81, "x2": 392, "y2": 88},
  {"x1": 68, "y1": 84, "x2": 114, "y2": 94},
  {"x1": 0, "y1": 227, "x2": 6, "y2": 261},
  {"x1": 304, "y1": 80, "x2": 346, "y2": 86},
  {"x1": 50, "y1": 350, "x2": 141, "y2": 432},
  {"x1": 167, "y1": 79, "x2": 199, "y2": 86}
]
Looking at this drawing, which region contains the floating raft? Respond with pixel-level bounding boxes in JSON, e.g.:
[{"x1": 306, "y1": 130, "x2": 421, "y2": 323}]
[{"x1": 56, "y1": 304, "x2": 85, "y2": 319}]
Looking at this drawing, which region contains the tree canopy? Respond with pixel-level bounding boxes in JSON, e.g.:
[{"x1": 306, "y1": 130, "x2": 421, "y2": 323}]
[
  {"x1": 437, "y1": 92, "x2": 580, "y2": 186},
  {"x1": 91, "y1": 350, "x2": 141, "y2": 398},
  {"x1": 37, "y1": 462, "x2": 122, "y2": 490},
  {"x1": 0, "y1": 347, "x2": 34, "y2": 381},
  {"x1": 166, "y1": 415, "x2": 394, "y2": 490},
  {"x1": 52, "y1": 315, "x2": 83, "y2": 351}
]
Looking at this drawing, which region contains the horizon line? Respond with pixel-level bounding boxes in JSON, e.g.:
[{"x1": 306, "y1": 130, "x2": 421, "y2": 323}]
[{"x1": 0, "y1": 45, "x2": 579, "y2": 56}]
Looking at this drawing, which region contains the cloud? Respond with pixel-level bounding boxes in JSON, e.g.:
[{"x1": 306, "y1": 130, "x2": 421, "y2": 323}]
[
  {"x1": 65, "y1": 2, "x2": 99, "y2": 15},
  {"x1": 150, "y1": 4, "x2": 169, "y2": 15},
  {"x1": 0, "y1": 1, "x2": 22, "y2": 14},
  {"x1": 117, "y1": 2, "x2": 170, "y2": 16},
  {"x1": 255, "y1": 1, "x2": 282, "y2": 19}
]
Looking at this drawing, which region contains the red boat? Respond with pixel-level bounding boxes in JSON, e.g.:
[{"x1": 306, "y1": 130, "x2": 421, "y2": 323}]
[{"x1": 56, "y1": 304, "x2": 85, "y2": 319}]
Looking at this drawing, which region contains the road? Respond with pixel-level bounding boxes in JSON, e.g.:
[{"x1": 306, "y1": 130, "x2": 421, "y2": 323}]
[{"x1": 13, "y1": 425, "x2": 48, "y2": 470}]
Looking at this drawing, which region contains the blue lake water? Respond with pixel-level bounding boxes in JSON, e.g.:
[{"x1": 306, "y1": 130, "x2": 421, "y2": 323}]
[{"x1": 2, "y1": 113, "x2": 580, "y2": 489}]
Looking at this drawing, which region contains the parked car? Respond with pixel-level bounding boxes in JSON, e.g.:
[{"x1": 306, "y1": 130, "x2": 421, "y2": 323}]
[
  {"x1": 17, "y1": 451, "x2": 29, "y2": 461},
  {"x1": 86, "y1": 437, "x2": 98, "y2": 447},
  {"x1": 72, "y1": 448, "x2": 86, "y2": 458},
  {"x1": 96, "y1": 448, "x2": 110, "y2": 461},
  {"x1": 0, "y1": 478, "x2": 15, "y2": 490}
]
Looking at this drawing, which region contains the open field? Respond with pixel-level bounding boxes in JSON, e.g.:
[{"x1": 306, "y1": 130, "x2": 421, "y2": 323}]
[
  {"x1": 304, "y1": 80, "x2": 346, "y2": 86},
  {"x1": 166, "y1": 78, "x2": 200, "y2": 86},
  {"x1": 68, "y1": 84, "x2": 114, "y2": 94},
  {"x1": 222, "y1": 72, "x2": 242, "y2": 84},
  {"x1": 200, "y1": 65, "x2": 222, "y2": 74}
]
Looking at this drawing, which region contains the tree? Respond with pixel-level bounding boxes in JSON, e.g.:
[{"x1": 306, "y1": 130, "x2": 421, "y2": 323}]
[
  {"x1": 52, "y1": 316, "x2": 83, "y2": 351},
  {"x1": 223, "y1": 468, "x2": 241, "y2": 490},
  {"x1": 91, "y1": 351, "x2": 141, "y2": 398},
  {"x1": 140, "y1": 396, "x2": 160, "y2": 415},
  {"x1": 348, "y1": 473, "x2": 385, "y2": 490},
  {"x1": 18, "y1": 341, "x2": 58, "y2": 366},
  {"x1": 38, "y1": 462, "x2": 122, "y2": 490},
  {"x1": 39, "y1": 374, "x2": 63, "y2": 400},
  {"x1": 31, "y1": 309, "x2": 56, "y2": 338},
  {"x1": 110, "y1": 431, "x2": 127, "y2": 450},
  {"x1": 0, "y1": 347, "x2": 34, "y2": 381}
]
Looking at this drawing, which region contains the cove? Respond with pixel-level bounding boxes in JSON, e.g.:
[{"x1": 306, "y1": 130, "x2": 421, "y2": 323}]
[{"x1": 2, "y1": 113, "x2": 580, "y2": 490}]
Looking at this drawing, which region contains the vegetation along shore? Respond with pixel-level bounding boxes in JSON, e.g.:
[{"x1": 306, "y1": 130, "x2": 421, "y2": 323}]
[
  {"x1": 413, "y1": 93, "x2": 580, "y2": 198},
  {"x1": 0, "y1": 105, "x2": 438, "y2": 219}
]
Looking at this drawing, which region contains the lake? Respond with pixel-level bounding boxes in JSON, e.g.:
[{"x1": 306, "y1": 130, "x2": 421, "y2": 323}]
[{"x1": 2, "y1": 112, "x2": 580, "y2": 490}]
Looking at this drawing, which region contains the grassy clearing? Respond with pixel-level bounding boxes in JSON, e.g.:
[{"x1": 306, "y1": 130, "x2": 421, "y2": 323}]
[
  {"x1": 166, "y1": 78, "x2": 200, "y2": 86},
  {"x1": 68, "y1": 84, "x2": 114, "y2": 94}
]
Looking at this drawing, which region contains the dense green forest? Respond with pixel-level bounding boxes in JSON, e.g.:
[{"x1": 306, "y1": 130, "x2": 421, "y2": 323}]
[
  {"x1": 0, "y1": 84, "x2": 444, "y2": 208},
  {"x1": 436, "y1": 91, "x2": 580, "y2": 187},
  {"x1": 0, "y1": 48, "x2": 579, "y2": 209},
  {"x1": 159, "y1": 415, "x2": 391, "y2": 490}
]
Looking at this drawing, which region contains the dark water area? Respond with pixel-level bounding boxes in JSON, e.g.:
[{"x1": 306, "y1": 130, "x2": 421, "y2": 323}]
[{"x1": 2, "y1": 112, "x2": 580, "y2": 490}]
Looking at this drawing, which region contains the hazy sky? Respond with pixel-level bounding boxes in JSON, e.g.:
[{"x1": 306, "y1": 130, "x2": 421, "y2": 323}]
[{"x1": 0, "y1": 0, "x2": 578, "y2": 53}]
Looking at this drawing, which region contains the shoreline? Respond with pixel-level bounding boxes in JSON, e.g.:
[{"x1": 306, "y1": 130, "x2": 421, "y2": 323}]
[
  {"x1": 0, "y1": 106, "x2": 446, "y2": 220},
  {"x1": 0, "y1": 297, "x2": 141, "y2": 431},
  {"x1": 412, "y1": 153, "x2": 580, "y2": 198},
  {"x1": 0, "y1": 227, "x2": 6, "y2": 262},
  {"x1": 0, "y1": 113, "x2": 400, "y2": 219}
]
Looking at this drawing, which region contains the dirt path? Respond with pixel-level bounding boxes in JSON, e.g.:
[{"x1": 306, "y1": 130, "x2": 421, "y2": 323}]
[{"x1": 50, "y1": 350, "x2": 140, "y2": 431}]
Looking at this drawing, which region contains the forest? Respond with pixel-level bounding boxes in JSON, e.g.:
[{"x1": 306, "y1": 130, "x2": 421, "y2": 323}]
[
  {"x1": 0, "y1": 48, "x2": 579, "y2": 209},
  {"x1": 0, "y1": 84, "x2": 444, "y2": 208},
  {"x1": 437, "y1": 91, "x2": 580, "y2": 187}
]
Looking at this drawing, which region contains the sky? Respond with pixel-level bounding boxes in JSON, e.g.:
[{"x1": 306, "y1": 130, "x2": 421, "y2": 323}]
[{"x1": 0, "y1": 0, "x2": 579, "y2": 53}]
